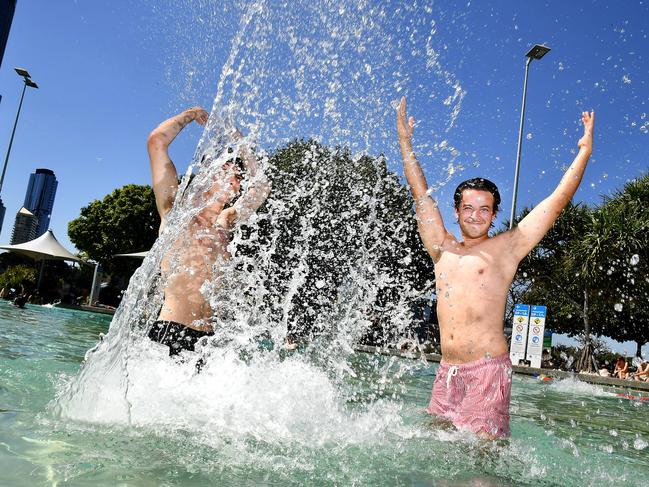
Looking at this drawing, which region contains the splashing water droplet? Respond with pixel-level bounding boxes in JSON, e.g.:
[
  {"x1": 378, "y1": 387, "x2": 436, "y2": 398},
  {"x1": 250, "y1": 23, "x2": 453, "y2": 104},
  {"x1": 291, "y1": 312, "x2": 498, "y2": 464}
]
[
  {"x1": 630, "y1": 254, "x2": 639, "y2": 266},
  {"x1": 614, "y1": 303, "x2": 623, "y2": 312}
]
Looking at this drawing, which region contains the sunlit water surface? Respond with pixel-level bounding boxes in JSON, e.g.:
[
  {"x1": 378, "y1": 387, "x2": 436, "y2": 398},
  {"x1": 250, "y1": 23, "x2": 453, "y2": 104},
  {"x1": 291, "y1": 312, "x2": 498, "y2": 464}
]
[{"x1": 1, "y1": 302, "x2": 647, "y2": 486}]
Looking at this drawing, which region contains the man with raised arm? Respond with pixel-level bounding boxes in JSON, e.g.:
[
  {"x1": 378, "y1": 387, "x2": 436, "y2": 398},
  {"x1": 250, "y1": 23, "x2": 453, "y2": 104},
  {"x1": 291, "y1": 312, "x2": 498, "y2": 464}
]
[
  {"x1": 146, "y1": 106, "x2": 270, "y2": 358},
  {"x1": 396, "y1": 97, "x2": 594, "y2": 438}
]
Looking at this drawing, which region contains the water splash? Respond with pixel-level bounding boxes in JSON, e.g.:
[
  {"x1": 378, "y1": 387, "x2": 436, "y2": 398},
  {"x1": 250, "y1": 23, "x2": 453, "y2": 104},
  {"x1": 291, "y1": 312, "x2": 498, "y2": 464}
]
[{"x1": 53, "y1": 0, "x2": 462, "y2": 440}]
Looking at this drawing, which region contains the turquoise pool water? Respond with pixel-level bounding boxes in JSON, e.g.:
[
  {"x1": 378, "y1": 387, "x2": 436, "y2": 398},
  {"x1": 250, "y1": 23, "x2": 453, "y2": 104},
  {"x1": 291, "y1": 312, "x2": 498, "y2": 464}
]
[{"x1": 1, "y1": 300, "x2": 647, "y2": 486}]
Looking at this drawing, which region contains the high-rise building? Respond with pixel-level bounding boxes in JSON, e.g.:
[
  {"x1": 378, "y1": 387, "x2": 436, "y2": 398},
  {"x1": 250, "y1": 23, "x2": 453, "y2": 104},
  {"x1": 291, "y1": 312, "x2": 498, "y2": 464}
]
[
  {"x1": 0, "y1": 200, "x2": 5, "y2": 236},
  {"x1": 10, "y1": 206, "x2": 37, "y2": 244},
  {"x1": 0, "y1": 0, "x2": 17, "y2": 70},
  {"x1": 23, "y1": 168, "x2": 57, "y2": 238}
]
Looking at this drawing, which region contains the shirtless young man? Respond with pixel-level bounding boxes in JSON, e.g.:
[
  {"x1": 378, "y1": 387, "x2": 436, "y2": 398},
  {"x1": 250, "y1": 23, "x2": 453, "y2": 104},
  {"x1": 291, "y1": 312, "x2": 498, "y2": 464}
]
[
  {"x1": 396, "y1": 97, "x2": 594, "y2": 437},
  {"x1": 146, "y1": 106, "x2": 270, "y2": 357}
]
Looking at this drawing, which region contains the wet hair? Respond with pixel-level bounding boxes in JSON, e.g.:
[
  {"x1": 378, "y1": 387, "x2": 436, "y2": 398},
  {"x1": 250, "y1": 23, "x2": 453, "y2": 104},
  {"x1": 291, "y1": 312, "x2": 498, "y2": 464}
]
[
  {"x1": 453, "y1": 178, "x2": 501, "y2": 213},
  {"x1": 196, "y1": 154, "x2": 246, "y2": 181},
  {"x1": 224, "y1": 157, "x2": 246, "y2": 180}
]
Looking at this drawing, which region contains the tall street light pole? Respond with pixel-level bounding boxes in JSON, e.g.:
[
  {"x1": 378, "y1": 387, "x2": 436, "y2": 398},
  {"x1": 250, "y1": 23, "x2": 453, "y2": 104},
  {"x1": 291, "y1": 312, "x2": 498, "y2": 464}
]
[
  {"x1": 509, "y1": 44, "x2": 550, "y2": 229},
  {"x1": 0, "y1": 67, "x2": 39, "y2": 235}
]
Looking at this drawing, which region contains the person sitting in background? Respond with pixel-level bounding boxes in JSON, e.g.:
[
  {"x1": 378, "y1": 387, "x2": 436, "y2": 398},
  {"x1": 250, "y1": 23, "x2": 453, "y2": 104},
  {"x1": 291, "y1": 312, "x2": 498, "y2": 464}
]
[
  {"x1": 613, "y1": 356, "x2": 629, "y2": 380},
  {"x1": 632, "y1": 360, "x2": 649, "y2": 382}
]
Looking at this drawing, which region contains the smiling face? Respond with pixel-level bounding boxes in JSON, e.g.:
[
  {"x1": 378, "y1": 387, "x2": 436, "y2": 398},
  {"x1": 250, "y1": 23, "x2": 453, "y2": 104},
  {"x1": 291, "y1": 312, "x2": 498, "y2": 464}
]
[{"x1": 454, "y1": 189, "x2": 497, "y2": 239}]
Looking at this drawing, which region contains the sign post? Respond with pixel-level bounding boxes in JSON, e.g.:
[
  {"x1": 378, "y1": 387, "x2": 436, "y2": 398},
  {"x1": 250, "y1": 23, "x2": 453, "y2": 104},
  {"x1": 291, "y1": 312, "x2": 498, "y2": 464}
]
[
  {"x1": 509, "y1": 304, "x2": 531, "y2": 366},
  {"x1": 526, "y1": 305, "x2": 547, "y2": 368}
]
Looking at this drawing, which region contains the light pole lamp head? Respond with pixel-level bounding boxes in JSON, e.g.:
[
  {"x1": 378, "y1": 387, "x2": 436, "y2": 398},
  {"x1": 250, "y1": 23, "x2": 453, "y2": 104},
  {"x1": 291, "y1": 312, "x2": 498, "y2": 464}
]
[
  {"x1": 526, "y1": 44, "x2": 551, "y2": 61},
  {"x1": 14, "y1": 68, "x2": 38, "y2": 88},
  {"x1": 14, "y1": 67, "x2": 31, "y2": 78}
]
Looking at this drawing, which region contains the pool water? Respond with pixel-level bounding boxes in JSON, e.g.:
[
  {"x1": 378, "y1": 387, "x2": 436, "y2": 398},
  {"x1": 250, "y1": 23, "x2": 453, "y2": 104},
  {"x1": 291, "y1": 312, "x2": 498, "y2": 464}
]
[{"x1": 1, "y1": 300, "x2": 647, "y2": 486}]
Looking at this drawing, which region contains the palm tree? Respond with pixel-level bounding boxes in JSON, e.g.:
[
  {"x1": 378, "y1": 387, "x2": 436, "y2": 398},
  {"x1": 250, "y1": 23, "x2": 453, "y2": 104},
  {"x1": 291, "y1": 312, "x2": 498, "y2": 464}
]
[{"x1": 593, "y1": 175, "x2": 649, "y2": 357}]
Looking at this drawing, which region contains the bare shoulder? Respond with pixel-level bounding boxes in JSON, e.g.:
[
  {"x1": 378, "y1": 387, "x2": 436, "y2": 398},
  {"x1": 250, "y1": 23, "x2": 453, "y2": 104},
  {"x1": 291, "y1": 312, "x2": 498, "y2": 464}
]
[
  {"x1": 429, "y1": 231, "x2": 458, "y2": 262},
  {"x1": 488, "y1": 230, "x2": 526, "y2": 264}
]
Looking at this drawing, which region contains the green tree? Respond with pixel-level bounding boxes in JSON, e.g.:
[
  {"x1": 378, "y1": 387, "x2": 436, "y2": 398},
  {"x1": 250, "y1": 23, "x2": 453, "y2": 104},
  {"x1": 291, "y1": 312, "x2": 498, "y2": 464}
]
[
  {"x1": 68, "y1": 184, "x2": 160, "y2": 273},
  {"x1": 504, "y1": 203, "x2": 606, "y2": 371},
  {"x1": 509, "y1": 174, "x2": 649, "y2": 368},
  {"x1": 578, "y1": 175, "x2": 649, "y2": 357},
  {"x1": 0, "y1": 264, "x2": 37, "y2": 291}
]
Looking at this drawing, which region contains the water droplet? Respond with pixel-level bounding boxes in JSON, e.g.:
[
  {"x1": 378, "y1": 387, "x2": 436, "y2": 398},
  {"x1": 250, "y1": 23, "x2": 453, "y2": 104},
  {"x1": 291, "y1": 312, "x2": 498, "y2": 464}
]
[
  {"x1": 614, "y1": 303, "x2": 623, "y2": 312},
  {"x1": 630, "y1": 254, "x2": 640, "y2": 266}
]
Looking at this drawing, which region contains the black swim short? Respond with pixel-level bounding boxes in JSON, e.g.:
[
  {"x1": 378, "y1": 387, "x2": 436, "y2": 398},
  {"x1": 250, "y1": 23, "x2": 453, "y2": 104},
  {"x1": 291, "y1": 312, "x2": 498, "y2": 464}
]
[{"x1": 148, "y1": 320, "x2": 215, "y2": 356}]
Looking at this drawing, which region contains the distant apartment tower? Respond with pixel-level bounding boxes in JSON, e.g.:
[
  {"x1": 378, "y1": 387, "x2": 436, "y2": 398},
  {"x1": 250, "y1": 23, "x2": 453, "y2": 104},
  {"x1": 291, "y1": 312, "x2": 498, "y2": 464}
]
[
  {"x1": 10, "y1": 206, "x2": 37, "y2": 244},
  {"x1": 0, "y1": 0, "x2": 17, "y2": 70},
  {"x1": 0, "y1": 201, "x2": 5, "y2": 237},
  {"x1": 22, "y1": 168, "x2": 58, "y2": 238}
]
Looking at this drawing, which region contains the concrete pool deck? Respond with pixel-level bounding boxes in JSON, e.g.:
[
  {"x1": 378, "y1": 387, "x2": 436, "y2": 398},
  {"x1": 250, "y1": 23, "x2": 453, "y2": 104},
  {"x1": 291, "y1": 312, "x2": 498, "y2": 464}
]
[{"x1": 355, "y1": 345, "x2": 649, "y2": 393}]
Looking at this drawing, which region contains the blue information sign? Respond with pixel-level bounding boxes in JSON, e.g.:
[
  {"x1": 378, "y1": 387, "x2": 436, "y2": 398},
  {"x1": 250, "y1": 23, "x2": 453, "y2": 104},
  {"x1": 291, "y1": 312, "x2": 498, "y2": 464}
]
[{"x1": 530, "y1": 305, "x2": 547, "y2": 318}]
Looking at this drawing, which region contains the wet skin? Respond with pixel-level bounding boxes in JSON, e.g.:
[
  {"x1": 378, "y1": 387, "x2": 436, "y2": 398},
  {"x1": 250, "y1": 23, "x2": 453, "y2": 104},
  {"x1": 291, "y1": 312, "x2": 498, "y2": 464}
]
[
  {"x1": 434, "y1": 190, "x2": 514, "y2": 363},
  {"x1": 158, "y1": 167, "x2": 241, "y2": 330}
]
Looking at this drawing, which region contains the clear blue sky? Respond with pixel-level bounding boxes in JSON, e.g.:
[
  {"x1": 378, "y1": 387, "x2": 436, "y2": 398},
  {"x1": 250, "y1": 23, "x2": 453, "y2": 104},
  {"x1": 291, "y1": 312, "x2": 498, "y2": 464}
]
[{"x1": 0, "y1": 1, "x2": 647, "y2": 352}]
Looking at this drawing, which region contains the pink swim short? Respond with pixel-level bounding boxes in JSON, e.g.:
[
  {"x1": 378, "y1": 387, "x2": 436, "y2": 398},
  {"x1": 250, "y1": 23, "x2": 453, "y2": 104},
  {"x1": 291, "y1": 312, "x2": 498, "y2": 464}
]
[{"x1": 426, "y1": 353, "x2": 512, "y2": 437}]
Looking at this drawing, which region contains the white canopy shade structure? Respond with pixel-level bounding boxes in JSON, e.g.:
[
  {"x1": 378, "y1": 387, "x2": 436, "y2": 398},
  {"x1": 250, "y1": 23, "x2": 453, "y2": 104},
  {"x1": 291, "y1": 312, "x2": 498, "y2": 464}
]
[
  {"x1": 113, "y1": 250, "x2": 148, "y2": 259},
  {"x1": 0, "y1": 229, "x2": 83, "y2": 293},
  {"x1": 0, "y1": 229, "x2": 82, "y2": 262}
]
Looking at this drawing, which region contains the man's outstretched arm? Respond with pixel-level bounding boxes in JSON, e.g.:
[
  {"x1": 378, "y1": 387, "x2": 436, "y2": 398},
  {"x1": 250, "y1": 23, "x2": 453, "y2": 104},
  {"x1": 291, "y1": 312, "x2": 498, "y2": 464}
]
[
  {"x1": 509, "y1": 111, "x2": 595, "y2": 260},
  {"x1": 229, "y1": 130, "x2": 271, "y2": 222},
  {"x1": 147, "y1": 107, "x2": 208, "y2": 226},
  {"x1": 397, "y1": 97, "x2": 450, "y2": 262}
]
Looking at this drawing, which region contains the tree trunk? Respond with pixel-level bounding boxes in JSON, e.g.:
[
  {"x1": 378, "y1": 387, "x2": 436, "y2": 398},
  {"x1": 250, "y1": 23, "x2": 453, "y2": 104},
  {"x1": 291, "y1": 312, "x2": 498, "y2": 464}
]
[
  {"x1": 637, "y1": 341, "x2": 646, "y2": 358},
  {"x1": 576, "y1": 286, "x2": 595, "y2": 372}
]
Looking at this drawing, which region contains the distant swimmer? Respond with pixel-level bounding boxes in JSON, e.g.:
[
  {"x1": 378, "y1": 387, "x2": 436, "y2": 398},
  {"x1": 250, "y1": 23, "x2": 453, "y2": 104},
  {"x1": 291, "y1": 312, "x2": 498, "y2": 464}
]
[
  {"x1": 396, "y1": 96, "x2": 594, "y2": 438},
  {"x1": 146, "y1": 107, "x2": 270, "y2": 360}
]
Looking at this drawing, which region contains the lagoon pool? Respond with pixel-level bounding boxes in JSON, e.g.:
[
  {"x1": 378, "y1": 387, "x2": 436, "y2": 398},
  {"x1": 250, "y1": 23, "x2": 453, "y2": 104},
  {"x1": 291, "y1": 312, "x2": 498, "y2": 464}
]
[{"x1": 1, "y1": 300, "x2": 647, "y2": 486}]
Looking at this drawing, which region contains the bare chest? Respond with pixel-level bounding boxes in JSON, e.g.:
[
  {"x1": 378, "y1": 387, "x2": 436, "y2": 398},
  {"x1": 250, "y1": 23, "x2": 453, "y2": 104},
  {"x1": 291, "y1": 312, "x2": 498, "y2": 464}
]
[
  {"x1": 161, "y1": 225, "x2": 231, "y2": 275},
  {"x1": 435, "y1": 249, "x2": 515, "y2": 298}
]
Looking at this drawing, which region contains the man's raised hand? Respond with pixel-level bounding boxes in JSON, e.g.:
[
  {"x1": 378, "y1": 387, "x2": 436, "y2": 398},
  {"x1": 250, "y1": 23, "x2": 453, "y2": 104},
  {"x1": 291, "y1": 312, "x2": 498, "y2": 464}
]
[
  {"x1": 397, "y1": 96, "x2": 415, "y2": 142},
  {"x1": 186, "y1": 106, "x2": 209, "y2": 126},
  {"x1": 578, "y1": 111, "x2": 595, "y2": 154}
]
